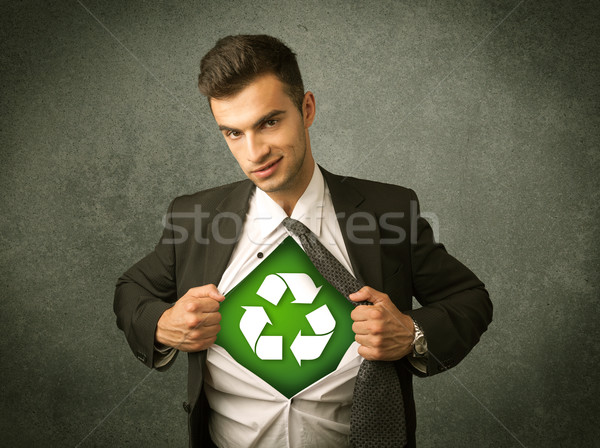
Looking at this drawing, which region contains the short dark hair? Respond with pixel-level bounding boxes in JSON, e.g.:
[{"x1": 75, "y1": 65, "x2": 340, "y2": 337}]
[{"x1": 198, "y1": 34, "x2": 305, "y2": 111}]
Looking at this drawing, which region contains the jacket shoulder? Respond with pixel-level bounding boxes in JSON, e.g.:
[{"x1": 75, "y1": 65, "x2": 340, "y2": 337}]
[
  {"x1": 322, "y1": 168, "x2": 416, "y2": 207},
  {"x1": 169, "y1": 179, "x2": 254, "y2": 213},
  {"x1": 341, "y1": 174, "x2": 412, "y2": 194}
]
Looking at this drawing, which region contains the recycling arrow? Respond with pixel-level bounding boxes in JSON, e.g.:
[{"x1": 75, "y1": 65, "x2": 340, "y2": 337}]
[
  {"x1": 240, "y1": 306, "x2": 282, "y2": 360},
  {"x1": 255, "y1": 274, "x2": 287, "y2": 306},
  {"x1": 290, "y1": 305, "x2": 335, "y2": 365},
  {"x1": 305, "y1": 304, "x2": 336, "y2": 334},
  {"x1": 278, "y1": 273, "x2": 322, "y2": 303},
  {"x1": 240, "y1": 273, "x2": 336, "y2": 364},
  {"x1": 240, "y1": 306, "x2": 270, "y2": 349},
  {"x1": 256, "y1": 273, "x2": 322, "y2": 305}
]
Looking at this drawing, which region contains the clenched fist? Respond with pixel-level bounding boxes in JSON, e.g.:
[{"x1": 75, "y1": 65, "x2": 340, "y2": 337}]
[
  {"x1": 155, "y1": 284, "x2": 225, "y2": 352},
  {"x1": 350, "y1": 286, "x2": 415, "y2": 361}
]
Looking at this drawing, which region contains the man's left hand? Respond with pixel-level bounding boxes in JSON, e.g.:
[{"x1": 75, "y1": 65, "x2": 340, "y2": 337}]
[{"x1": 350, "y1": 286, "x2": 415, "y2": 361}]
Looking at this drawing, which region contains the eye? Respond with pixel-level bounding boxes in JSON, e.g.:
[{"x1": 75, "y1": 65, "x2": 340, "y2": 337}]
[
  {"x1": 264, "y1": 119, "x2": 278, "y2": 128},
  {"x1": 227, "y1": 130, "x2": 242, "y2": 140}
]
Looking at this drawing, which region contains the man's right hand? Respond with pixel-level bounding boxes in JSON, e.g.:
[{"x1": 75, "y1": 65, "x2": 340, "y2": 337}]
[{"x1": 155, "y1": 284, "x2": 225, "y2": 352}]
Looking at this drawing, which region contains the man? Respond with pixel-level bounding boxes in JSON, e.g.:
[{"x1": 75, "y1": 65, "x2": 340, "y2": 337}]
[{"x1": 114, "y1": 35, "x2": 492, "y2": 447}]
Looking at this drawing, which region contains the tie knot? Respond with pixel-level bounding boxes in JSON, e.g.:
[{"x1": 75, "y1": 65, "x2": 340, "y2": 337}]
[{"x1": 282, "y1": 217, "x2": 311, "y2": 237}]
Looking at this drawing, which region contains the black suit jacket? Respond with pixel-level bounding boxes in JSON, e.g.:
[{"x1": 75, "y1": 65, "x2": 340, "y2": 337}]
[{"x1": 114, "y1": 167, "x2": 493, "y2": 447}]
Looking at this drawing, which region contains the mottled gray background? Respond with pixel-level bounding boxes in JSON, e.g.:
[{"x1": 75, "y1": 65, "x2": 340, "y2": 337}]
[{"x1": 1, "y1": 0, "x2": 598, "y2": 446}]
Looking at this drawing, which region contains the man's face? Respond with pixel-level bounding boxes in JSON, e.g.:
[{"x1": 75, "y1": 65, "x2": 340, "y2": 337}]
[{"x1": 211, "y1": 74, "x2": 315, "y2": 200}]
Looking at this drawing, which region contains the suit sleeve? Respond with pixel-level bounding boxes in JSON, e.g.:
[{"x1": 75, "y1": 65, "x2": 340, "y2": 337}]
[
  {"x1": 113, "y1": 198, "x2": 179, "y2": 371},
  {"x1": 403, "y1": 189, "x2": 493, "y2": 377}
]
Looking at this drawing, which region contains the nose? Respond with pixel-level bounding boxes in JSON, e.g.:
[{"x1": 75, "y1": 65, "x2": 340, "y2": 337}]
[{"x1": 245, "y1": 133, "x2": 270, "y2": 163}]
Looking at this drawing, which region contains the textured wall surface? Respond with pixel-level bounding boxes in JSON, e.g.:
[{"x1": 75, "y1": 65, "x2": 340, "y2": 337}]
[{"x1": 1, "y1": 1, "x2": 598, "y2": 446}]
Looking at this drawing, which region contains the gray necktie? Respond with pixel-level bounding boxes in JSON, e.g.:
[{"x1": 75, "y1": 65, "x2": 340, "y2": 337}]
[{"x1": 282, "y1": 218, "x2": 407, "y2": 447}]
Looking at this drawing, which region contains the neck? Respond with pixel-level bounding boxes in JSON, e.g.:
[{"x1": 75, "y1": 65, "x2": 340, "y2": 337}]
[{"x1": 268, "y1": 158, "x2": 315, "y2": 216}]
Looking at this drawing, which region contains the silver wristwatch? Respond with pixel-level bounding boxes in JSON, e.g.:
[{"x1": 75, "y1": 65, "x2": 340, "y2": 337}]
[{"x1": 412, "y1": 320, "x2": 428, "y2": 358}]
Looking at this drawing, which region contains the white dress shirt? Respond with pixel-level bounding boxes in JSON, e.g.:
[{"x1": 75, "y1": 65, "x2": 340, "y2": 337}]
[{"x1": 205, "y1": 163, "x2": 363, "y2": 447}]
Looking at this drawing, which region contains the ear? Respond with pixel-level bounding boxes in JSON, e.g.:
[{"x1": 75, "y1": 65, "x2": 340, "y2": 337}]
[{"x1": 302, "y1": 91, "x2": 316, "y2": 128}]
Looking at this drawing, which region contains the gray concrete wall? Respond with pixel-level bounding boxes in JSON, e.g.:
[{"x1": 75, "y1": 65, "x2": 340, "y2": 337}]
[{"x1": 1, "y1": 1, "x2": 598, "y2": 446}]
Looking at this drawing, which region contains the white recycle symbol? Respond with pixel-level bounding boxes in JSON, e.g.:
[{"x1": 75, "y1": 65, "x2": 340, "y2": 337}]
[{"x1": 239, "y1": 273, "x2": 336, "y2": 365}]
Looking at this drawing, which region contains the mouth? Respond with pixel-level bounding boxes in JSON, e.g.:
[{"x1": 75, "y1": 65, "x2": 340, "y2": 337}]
[{"x1": 252, "y1": 157, "x2": 282, "y2": 177}]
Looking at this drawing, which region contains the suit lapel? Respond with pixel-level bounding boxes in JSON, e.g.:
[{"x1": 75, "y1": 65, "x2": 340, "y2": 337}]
[
  {"x1": 202, "y1": 180, "x2": 255, "y2": 286},
  {"x1": 200, "y1": 169, "x2": 383, "y2": 291},
  {"x1": 321, "y1": 167, "x2": 383, "y2": 291}
]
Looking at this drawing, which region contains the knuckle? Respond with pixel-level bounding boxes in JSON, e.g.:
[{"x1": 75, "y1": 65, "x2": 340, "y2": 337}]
[
  {"x1": 369, "y1": 309, "x2": 383, "y2": 320},
  {"x1": 185, "y1": 302, "x2": 197, "y2": 313},
  {"x1": 186, "y1": 316, "x2": 200, "y2": 329},
  {"x1": 372, "y1": 335, "x2": 383, "y2": 347},
  {"x1": 186, "y1": 329, "x2": 200, "y2": 340}
]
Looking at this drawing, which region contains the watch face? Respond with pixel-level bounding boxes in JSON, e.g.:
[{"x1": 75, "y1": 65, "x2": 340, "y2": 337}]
[{"x1": 414, "y1": 335, "x2": 427, "y2": 355}]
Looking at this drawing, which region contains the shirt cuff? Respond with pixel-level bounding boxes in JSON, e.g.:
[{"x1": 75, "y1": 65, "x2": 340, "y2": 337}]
[
  {"x1": 153, "y1": 343, "x2": 177, "y2": 368},
  {"x1": 407, "y1": 354, "x2": 428, "y2": 374}
]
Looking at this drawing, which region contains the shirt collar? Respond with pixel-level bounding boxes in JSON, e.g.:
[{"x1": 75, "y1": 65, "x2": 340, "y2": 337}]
[{"x1": 251, "y1": 162, "x2": 325, "y2": 240}]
